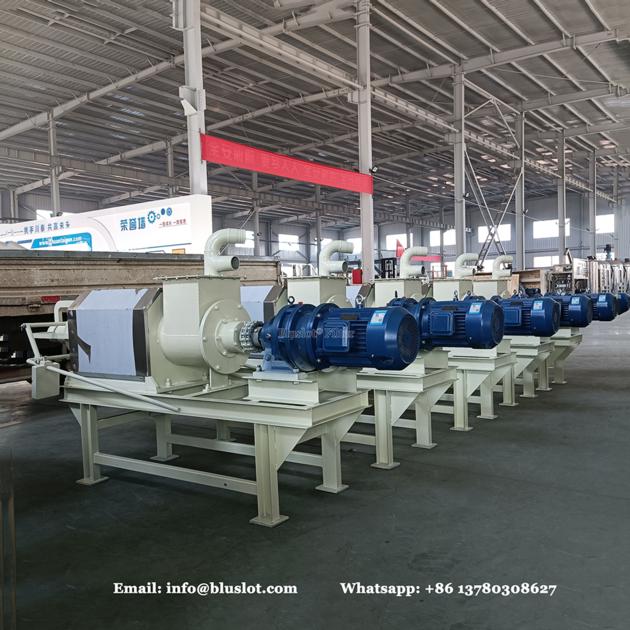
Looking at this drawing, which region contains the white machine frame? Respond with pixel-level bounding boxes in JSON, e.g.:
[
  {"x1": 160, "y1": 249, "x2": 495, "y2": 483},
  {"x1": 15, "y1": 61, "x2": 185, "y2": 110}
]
[
  {"x1": 64, "y1": 378, "x2": 367, "y2": 527},
  {"x1": 544, "y1": 327, "x2": 583, "y2": 385},
  {"x1": 25, "y1": 229, "x2": 377, "y2": 527}
]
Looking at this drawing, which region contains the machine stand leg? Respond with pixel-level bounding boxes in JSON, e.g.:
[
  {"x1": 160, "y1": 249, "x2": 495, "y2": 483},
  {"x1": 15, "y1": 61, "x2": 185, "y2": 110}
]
[
  {"x1": 411, "y1": 397, "x2": 437, "y2": 449},
  {"x1": 500, "y1": 365, "x2": 518, "y2": 407},
  {"x1": 150, "y1": 415, "x2": 179, "y2": 462},
  {"x1": 316, "y1": 428, "x2": 348, "y2": 494},
  {"x1": 520, "y1": 367, "x2": 538, "y2": 399},
  {"x1": 536, "y1": 359, "x2": 552, "y2": 392},
  {"x1": 251, "y1": 424, "x2": 288, "y2": 527},
  {"x1": 77, "y1": 405, "x2": 108, "y2": 486},
  {"x1": 370, "y1": 391, "x2": 400, "y2": 469},
  {"x1": 451, "y1": 370, "x2": 473, "y2": 432},
  {"x1": 478, "y1": 381, "x2": 498, "y2": 420},
  {"x1": 553, "y1": 358, "x2": 567, "y2": 385},
  {"x1": 215, "y1": 420, "x2": 232, "y2": 441}
]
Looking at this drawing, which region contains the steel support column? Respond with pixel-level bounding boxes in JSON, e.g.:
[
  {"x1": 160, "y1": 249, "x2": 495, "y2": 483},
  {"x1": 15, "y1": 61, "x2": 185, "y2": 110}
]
[
  {"x1": 48, "y1": 113, "x2": 61, "y2": 215},
  {"x1": 557, "y1": 133, "x2": 567, "y2": 258},
  {"x1": 453, "y1": 70, "x2": 466, "y2": 256},
  {"x1": 252, "y1": 172, "x2": 262, "y2": 256},
  {"x1": 588, "y1": 152, "x2": 597, "y2": 257},
  {"x1": 174, "y1": 0, "x2": 208, "y2": 195},
  {"x1": 405, "y1": 194, "x2": 412, "y2": 248},
  {"x1": 315, "y1": 185, "x2": 322, "y2": 264},
  {"x1": 166, "y1": 139, "x2": 177, "y2": 197},
  {"x1": 10, "y1": 189, "x2": 17, "y2": 219},
  {"x1": 439, "y1": 204, "x2": 445, "y2": 275},
  {"x1": 356, "y1": 0, "x2": 375, "y2": 282},
  {"x1": 515, "y1": 113, "x2": 525, "y2": 270}
]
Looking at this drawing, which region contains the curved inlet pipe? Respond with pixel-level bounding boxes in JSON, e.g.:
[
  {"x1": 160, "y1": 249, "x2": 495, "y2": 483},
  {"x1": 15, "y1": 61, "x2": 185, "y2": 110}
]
[
  {"x1": 399, "y1": 246, "x2": 429, "y2": 279},
  {"x1": 454, "y1": 253, "x2": 478, "y2": 279},
  {"x1": 204, "y1": 228, "x2": 245, "y2": 277},
  {"x1": 319, "y1": 240, "x2": 353, "y2": 276},
  {"x1": 492, "y1": 255, "x2": 513, "y2": 279}
]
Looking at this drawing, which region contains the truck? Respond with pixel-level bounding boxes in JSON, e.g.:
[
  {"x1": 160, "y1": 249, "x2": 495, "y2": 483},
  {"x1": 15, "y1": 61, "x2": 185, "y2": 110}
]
[{"x1": 0, "y1": 249, "x2": 281, "y2": 383}]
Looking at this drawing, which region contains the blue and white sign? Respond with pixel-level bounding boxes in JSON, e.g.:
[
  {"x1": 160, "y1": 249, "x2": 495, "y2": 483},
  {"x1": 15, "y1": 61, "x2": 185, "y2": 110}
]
[{"x1": 0, "y1": 195, "x2": 213, "y2": 254}]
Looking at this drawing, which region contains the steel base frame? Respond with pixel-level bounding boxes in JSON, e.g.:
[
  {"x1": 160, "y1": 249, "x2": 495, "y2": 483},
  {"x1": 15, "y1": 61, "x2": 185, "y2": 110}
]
[
  {"x1": 354, "y1": 367, "x2": 457, "y2": 469},
  {"x1": 66, "y1": 383, "x2": 367, "y2": 528},
  {"x1": 505, "y1": 338, "x2": 554, "y2": 399},
  {"x1": 544, "y1": 329, "x2": 583, "y2": 385},
  {"x1": 434, "y1": 353, "x2": 518, "y2": 430}
]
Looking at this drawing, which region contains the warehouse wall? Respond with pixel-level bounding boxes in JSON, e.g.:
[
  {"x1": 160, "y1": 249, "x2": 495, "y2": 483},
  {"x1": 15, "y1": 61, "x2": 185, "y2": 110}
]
[
  {"x1": 422, "y1": 192, "x2": 618, "y2": 269},
  {"x1": 0, "y1": 193, "x2": 99, "y2": 220}
]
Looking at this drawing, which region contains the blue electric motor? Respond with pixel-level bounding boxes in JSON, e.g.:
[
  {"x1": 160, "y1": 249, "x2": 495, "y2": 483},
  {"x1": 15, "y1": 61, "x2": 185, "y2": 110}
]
[
  {"x1": 545, "y1": 293, "x2": 593, "y2": 328},
  {"x1": 617, "y1": 292, "x2": 630, "y2": 315},
  {"x1": 492, "y1": 296, "x2": 561, "y2": 337},
  {"x1": 589, "y1": 293, "x2": 618, "y2": 321},
  {"x1": 258, "y1": 302, "x2": 419, "y2": 371},
  {"x1": 388, "y1": 297, "x2": 504, "y2": 350}
]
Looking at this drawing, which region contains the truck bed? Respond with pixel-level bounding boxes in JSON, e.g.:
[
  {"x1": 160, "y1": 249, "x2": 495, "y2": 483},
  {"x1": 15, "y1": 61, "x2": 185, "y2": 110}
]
[{"x1": 0, "y1": 250, "x2": 281, "y2": 317}]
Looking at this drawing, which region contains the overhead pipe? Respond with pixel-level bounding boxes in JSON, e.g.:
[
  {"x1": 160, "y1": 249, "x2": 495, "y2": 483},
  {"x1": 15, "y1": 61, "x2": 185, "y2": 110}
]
[
  {"x1": 319, "y1": 240, "x2": 353, "y2": 276},
  {"x1": 203, "y1": 229, "x2": 246, "y2": 276},
  {"x1": 399, "y1": 246, "x2": 429, "y2": 279},
  {"x1": 453, "y1": 253, "x2": 478, "y2": 279}
]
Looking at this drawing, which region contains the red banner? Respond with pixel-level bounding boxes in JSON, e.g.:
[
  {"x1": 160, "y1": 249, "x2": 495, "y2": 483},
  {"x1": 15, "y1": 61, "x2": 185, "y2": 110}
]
[
  {"x1": 200, "y1": 134, "x2": 373, "y2": 194},
  {"x1": 415, "y1": 255, "x2": 441, "y2": 262}
]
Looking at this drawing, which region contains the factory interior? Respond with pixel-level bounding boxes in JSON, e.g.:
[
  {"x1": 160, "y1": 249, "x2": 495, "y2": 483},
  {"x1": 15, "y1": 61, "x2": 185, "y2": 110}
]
[{"x1": 0, "y1": 0, "x2": 630, "y2": 628}]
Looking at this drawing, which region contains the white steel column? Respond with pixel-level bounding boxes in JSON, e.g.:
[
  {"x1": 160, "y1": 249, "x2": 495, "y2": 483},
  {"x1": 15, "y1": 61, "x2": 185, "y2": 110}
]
[
  {"x1": 439, "y1": 204, "x2": 445, "y2": 275},
  {"x1": 557, "y1": 133, "x2": 567, "y2": 258},
  {"x1": 405, "y1": 194, "x2": 412, "y2": 248},
  {"x1": 588, "y1": 152, "x2": 597, "y2": 257},
  {"x1": 515, "y1": 113, "x2": 525, "y2": 270},
  {"x1": 315, "y1": 185, "x2": 323, "y2": 264},
  {"x1": 252, "y1": 172, "x2": 262, "y2": 256},
  {"x1": 48, "y1": 113, "x2": 61, "y2": 215},
  {"x1": 453, "y1": 70, "x2": 466, "y2": 256},
  {"x1": 166, "y1": 139, "x2": 177, "y2": 197},
  {"x1": 356, "y1": 0, "x2": 375, "y2": 282},
  {"x1": 173, "y1": 0, "x2": 208, "y2": 195}
]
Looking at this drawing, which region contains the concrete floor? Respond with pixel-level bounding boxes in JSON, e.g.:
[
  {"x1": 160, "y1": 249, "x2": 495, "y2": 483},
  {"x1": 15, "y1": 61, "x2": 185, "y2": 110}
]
[{"x1": 2, "y1": 318, "x2": 630, "y2": 630}]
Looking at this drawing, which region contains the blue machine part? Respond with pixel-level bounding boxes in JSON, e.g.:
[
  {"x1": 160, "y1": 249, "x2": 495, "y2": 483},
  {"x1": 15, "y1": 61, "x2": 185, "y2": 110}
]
[
  {"x1": 388, "y1": 297, "x2": 503, "y2": 350},
  {"x1": 492, "y1": 297, "x2": 560, "y2": 337},
  {"x1": 589, "y1": 293, "x2": 618, "y2": 321},
  {"x1": 259, "y1": 303, "x2": 419, "y2": 372},
  {"x1": 617, "y1": 292, "x2": 630, "y2": 315},
  {"x1": 545, "y1": 293, "x2": 593, "y2": 328}
]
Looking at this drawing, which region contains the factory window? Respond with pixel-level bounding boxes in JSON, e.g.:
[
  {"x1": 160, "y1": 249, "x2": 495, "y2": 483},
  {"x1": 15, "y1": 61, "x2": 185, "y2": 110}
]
[
  {"x1": 532, "y1": 255, "x2": 560, "y2": 268},
  {"x1": 278, "y1": 233, "x2": 299, "y2": 252},
  {"x1": 385, "y1": 233, "x2": 412, "y2": 250},
  {"x1": 429, "y1": 229, "x2": 456, "y2": 247},
  {"x1": 596, "y1": 214, "x2": 615, "y2": 234},
  {"x1": 347, "y1": 237, "x2": 362, "y2": 254},
  {"x1": 477, "y1": 224, "x2": 511, "y2": 243},
  {"x1": 532, "y1": 218, "x2": 570, "y2": 239},
  {"x1": 235, "y1": 230, "x2": 254, "y2": 248},
  {"x1": 479, "y1": 258, "x2": 494, "y2": 272}
]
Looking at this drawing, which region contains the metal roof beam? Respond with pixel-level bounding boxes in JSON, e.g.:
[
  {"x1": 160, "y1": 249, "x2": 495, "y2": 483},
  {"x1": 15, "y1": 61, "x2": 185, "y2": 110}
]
[
  {"x1": 537, "y1": 119, "x2": 630, "y2": 139},
  {"x1": 521, "y1": 86, "x2": 628, "y2": 111},
  {"x1": 371, "y1": 28, "x2": 629, "y2": 87},
  {"x1": 0, "y1": 8, "x2": 353, "y2": 143},
  {"x1": 2, "y1": 146, "x2": 185, "y2": 194}
]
